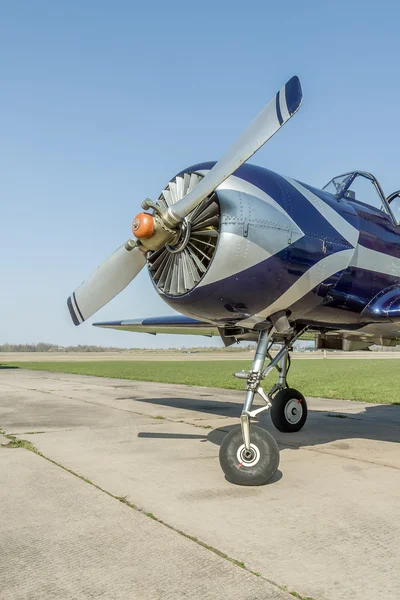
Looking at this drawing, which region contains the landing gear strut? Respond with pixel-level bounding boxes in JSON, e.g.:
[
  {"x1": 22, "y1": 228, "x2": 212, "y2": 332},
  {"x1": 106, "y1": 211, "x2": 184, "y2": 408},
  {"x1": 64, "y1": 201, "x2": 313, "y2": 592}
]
[{"x1": 219, "y1": 327, "x2": 308, "y2": 486}]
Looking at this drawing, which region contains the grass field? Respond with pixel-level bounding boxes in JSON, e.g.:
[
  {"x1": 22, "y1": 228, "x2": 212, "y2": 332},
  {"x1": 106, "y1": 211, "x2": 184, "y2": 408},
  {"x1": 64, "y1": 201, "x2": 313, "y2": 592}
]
[{"x1": 4, "y1": 359, "x2": 400, "y2": 403}]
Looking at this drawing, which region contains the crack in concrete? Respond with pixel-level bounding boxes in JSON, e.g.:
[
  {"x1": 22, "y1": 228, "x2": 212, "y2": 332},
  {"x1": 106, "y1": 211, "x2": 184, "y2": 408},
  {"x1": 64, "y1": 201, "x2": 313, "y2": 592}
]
[{"x1": 0, "y1": 429, "x2": 315, "y2": 600}]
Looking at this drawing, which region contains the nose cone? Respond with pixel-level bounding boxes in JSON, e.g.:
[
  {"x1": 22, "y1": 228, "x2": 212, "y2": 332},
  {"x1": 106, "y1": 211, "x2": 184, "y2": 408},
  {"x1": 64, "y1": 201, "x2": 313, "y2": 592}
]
[{"x1": 132, "y1": 212, "x2": 155, "y2": 240}]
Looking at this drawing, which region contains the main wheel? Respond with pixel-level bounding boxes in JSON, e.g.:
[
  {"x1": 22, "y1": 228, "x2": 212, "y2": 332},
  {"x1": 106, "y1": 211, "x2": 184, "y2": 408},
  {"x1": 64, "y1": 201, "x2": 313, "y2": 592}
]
[
  {"x1": 219, "y1": 425, "x2": 279, "y2": 486},
  {"x1": 270, "y1": 388, "x2": 307, "y2": 433}
]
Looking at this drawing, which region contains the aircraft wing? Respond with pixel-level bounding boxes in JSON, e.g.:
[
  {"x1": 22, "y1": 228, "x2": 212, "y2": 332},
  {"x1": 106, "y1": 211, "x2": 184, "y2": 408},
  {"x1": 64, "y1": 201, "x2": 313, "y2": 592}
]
[{"x1": 93, "y1": 315, "x2": 220, "y2": 337}]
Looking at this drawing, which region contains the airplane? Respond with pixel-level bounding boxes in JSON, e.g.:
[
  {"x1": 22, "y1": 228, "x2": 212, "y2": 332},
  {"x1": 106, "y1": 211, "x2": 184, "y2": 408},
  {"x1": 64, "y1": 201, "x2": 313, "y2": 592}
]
[{"x1": 67, "y1": 75, "x2": 400, "y2": 486}]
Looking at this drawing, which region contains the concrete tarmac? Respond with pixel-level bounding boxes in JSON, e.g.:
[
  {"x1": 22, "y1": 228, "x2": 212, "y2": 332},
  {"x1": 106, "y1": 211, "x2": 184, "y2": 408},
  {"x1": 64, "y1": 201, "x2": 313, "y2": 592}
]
[{"x1": 1, "y1": 369, "x2": 400, "y2": 600}]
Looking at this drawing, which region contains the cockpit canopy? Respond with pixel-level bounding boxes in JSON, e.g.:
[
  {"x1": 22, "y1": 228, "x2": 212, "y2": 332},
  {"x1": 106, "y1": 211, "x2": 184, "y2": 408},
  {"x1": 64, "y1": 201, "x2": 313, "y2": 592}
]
[{"x1": 322, "y1": 171, "x2": 390, "y2": 216}]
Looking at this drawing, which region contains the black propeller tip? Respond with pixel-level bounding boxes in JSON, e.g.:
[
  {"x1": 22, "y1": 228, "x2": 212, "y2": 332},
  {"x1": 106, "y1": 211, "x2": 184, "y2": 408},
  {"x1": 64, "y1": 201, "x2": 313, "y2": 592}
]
[
  {"x1": 67, "y1": 294, "x2": 84, "y2": 326},
  {"x1": 285, "y1": 76, "x2": 303, "y2": 115}
]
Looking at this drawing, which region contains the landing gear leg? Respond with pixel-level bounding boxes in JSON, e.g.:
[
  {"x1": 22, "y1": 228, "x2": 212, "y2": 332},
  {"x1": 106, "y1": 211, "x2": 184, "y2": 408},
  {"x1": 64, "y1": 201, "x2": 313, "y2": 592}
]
[
  {"x1": 219, "y1": 327, "x2": 308, "y2": 485},
  {"x1": 219, "y1": 329, "x2": 278, "y2": 486}
]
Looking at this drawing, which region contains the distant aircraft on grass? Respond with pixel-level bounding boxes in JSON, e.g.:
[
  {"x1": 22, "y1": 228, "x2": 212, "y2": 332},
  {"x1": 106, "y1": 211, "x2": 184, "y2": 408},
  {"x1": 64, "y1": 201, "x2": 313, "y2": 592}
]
[{"x1": 68, "y1": 76, "x2": 400, "y2": 486}]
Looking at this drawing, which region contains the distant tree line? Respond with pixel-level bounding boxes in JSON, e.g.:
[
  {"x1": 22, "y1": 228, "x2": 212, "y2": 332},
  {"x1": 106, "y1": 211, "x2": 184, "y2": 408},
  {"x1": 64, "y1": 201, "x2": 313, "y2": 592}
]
[{"x1": 0, "y1": 343, "x2": 127, "y2": 353}]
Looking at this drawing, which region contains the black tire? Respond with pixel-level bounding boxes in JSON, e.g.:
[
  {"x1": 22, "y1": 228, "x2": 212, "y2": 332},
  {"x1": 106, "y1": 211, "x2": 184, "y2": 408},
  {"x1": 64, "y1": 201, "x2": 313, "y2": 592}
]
[
  {"x1": 270, "y1": 388, "x2": 307, "y2": 433},
  {"x1": 219, "y1": 425, "x2": 280, "y2": 486}
]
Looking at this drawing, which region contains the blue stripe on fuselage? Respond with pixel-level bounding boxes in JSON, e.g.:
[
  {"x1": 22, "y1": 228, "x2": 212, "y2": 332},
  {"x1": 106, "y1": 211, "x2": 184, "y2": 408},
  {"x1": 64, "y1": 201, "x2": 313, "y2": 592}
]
[
  {"x1": 352, "y1": 206, "x2": 400, "y2": 259},
  {"x1": 165, "y1": 234, "x2": 346, "y2": 323},
  {"x1": 328, "y1": 265, "x2": 399, "y2": 314},
  {"x1": 228, "y1": 164, "x2": 355, "y2": 247},
  {"x1": 176, "y1": 162, "x2": 359, "y2": 235},
  {"x1": 297, "y1": 181, "x2": 360, "y2": 230}
]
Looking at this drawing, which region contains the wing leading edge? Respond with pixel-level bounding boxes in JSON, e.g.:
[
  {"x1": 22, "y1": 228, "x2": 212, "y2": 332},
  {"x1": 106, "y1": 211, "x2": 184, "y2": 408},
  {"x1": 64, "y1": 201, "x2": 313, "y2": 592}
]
[{"x1": 93, "y1": 315, "x2": 219, "y2": 337}]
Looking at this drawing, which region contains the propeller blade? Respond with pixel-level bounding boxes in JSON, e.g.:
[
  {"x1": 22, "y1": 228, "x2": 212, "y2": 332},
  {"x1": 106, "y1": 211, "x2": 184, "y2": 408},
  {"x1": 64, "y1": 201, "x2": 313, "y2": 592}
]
[
  {"x1": 166, "y1": 76, "x2": 302, "y2": 224},
  {"x1": 67, "y1": 242, "x2": 147, "y2": 325}
]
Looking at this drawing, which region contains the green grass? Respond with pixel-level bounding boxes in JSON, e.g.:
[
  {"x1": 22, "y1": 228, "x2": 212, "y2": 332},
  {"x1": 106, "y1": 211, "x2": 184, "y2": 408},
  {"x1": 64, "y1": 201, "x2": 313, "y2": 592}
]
[
  {"x1": 3, "y1": 358, "x2": 400, "y2": 403},
  {"x1": 3, "y1": 437, "x2": 37, "y2": 451}
]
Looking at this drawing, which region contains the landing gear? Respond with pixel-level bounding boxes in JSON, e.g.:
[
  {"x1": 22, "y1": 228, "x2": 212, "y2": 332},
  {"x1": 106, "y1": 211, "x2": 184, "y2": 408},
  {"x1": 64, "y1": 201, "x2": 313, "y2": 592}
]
[
  {"x1": 218, "y1": 326, "x2": 308, "y2": 486},
  {"x1": 219, "y1": 425, "x2": 279, "y2": 486},
  {"x1": 270, "y1": 388, "x2": 307, "y2": 433}
]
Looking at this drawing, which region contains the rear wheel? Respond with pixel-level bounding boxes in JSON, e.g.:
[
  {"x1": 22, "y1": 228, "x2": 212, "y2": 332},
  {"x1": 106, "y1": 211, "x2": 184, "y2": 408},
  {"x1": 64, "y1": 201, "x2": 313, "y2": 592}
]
[
  {"x1": 219, "y1": 425, "x2": 279, "y2": 486},
  {"x1": 271, "y1": 388, "x2": 307, "y2": 433}
]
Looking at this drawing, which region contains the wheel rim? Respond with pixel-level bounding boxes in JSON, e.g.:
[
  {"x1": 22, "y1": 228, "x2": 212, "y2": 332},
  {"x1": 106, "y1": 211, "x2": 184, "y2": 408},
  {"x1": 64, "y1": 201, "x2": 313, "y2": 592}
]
[
  {"x1": 236, "y1": 443, "x2": 261, "y2": 468},
  {"x1": 284, "y1": 398, "x2": 303, "y2": 425}
]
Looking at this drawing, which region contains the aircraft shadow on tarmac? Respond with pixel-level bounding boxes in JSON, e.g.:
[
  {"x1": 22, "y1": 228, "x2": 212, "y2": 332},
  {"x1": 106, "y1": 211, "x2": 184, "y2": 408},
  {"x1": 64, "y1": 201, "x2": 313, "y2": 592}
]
[{"x1": 133, "y1": 396, "x2": 400, "y2": 452}]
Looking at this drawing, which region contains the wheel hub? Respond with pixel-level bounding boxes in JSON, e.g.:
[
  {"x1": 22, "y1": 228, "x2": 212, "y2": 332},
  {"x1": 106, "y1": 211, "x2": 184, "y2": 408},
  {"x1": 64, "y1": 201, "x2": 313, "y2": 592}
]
[
  {"x1": 284, "y1": 398, "x2": 303, "y2": 425},
  {"x1": 237, "y1": 443, "x2": 261, "y2": 468},
  {"x1": 243, "y1": 449, "x2": 255, "y2": 461}
]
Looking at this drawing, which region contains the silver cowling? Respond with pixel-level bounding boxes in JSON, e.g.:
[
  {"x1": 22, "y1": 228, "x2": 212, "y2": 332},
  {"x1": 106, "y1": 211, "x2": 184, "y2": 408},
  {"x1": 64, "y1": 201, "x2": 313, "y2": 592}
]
[{"x1": 148, "y1": 171, "x2": 303, "y2": 306}]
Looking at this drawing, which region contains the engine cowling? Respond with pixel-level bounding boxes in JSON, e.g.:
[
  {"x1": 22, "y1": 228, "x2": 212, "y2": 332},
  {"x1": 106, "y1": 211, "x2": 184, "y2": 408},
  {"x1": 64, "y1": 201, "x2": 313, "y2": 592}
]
[{"x1": 147, "y1": 164, "x2": 304, "y2": 324}]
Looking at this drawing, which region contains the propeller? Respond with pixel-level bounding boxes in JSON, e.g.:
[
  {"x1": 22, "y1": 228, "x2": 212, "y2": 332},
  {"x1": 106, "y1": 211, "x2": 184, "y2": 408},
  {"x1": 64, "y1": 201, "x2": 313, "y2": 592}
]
[
  {"x1": 67, "y1": 76, "x2": 303, "y2": 325},
  {"x1": 67, "y1": 241, "x2": 146, "y2": 325},
  {"x1": 163, "y1": 75, "x2": 302, "y2": 226}
]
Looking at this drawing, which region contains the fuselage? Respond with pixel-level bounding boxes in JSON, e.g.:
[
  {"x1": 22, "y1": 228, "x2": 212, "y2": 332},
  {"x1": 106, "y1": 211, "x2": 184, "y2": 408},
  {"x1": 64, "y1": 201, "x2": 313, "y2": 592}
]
[{"x1": 150, "y1": 162, "x2": 400, "y2": 341}]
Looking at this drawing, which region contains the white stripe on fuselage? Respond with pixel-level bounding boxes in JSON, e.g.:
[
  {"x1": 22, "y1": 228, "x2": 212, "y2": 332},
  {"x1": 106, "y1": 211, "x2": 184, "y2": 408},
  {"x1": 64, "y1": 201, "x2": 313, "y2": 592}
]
[
  {"x1": 350, "y1": 244, "x2": 400, "y2": 277},
  {"x1": 195, "y1": 175, "x2": 305, "y2": 287},
  {"x1": 196, "y1": 169, "x2": 359, "y2": 249},
  {"x1": 241, "y1": 244, "x2": 400, "y2": 329},
  {"x1": 240, "y1": 249, "x2": 355, "y2": 328},
  {"x1": 198, "y1": 232, "x2": 277, "y2": 287}
]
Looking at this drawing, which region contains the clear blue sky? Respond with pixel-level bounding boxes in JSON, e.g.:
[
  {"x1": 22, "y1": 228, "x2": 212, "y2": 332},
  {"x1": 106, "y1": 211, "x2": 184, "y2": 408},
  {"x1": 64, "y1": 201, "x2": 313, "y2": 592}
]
[{"x1": 2, "y1": 0, "x2": 400, "y2": 348}]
